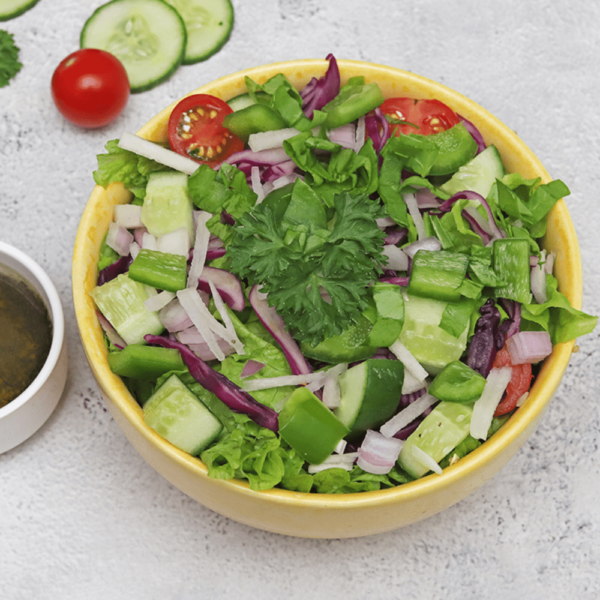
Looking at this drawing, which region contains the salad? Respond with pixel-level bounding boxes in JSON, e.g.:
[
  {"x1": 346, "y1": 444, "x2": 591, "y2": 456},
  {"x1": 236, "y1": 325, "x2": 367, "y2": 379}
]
[{"x1": 90, "y1": 55, "x2": 597, "y2": 494}]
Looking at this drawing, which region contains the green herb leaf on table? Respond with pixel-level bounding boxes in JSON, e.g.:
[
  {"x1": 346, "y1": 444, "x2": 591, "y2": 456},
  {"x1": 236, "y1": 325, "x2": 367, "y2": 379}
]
[{"x1": 0, "y1": 30, "x2": 22, "y2": 88}]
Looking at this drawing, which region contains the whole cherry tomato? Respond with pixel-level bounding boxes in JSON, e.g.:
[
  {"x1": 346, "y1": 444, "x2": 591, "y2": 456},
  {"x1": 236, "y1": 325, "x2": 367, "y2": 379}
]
[
  {"x1": 51, "y1": 49, "x2": 130, "y2": 128},
  {"x1": 168, "y1": 94, "x2": 244, "y2": 165}
]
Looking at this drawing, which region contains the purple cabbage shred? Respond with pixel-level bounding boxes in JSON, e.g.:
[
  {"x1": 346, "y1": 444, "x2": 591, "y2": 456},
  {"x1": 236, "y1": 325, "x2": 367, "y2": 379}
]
[
  {"x1": 98, "y1": 254, "x2": 133, "y2": 286},
  {"x1": 300, "y1": 54, "x2": 341, "y2": 119},
  {"x1": 144, "y1": 335, "x2": 279, "y2": 432}
]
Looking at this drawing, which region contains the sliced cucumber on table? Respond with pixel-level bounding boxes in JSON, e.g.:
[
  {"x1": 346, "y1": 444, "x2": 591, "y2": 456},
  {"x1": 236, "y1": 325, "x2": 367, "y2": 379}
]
[
  {"x1": 163, "y1": 0, "x2": 234, "y2": 64},
  {"x1": 0, "y1": 0, "x2": 40, "y2": 21},
  {"x1": 80, "y1": 0, "x2": 187, "y2": 93}
]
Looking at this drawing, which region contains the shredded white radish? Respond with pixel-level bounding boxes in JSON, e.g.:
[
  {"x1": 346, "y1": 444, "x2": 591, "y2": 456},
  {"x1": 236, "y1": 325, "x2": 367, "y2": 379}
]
[
  {"x1": 389, "y1": 340, "x2": 429, "y2": 382},
  {"x1": 516, "y1": 392, "x2": 529, "y2": 407},
  {"x1": 129, "y1": 241, "x2": 141, "y2": 261},
  {"x1": 142, "y1": 232, "x2": 158, "y2": 251},
  {"x1": 402, "y1": 369, "x2": 427, "y2": 395},
  {"x1": 248, "y1": 127, "x2": 302, "y2": 152},
  {"x1": 114, "y1": 204, "x2": 143, "y2": 229},
  {"x1": 272, "y1": 174, "x2": 298, "y2": 189},
  {"x1": 322, "y1": 363, "x2": 348, "y2": 409},
  {"x1": 242, "y1": 372, "x2": 328, "y2": 392},
  {"x1": 470, "y1": 367, "x2": 513, "y2": 440},
  {"x1": 410, "y1": 446, "x2": 443, "y2": 475},
  {"x1": 376, "y1": 216, "x2": 396, "y2": 229},
  {"x1": 382, "y1": 244, "x2": 409, "y2": 271},
  {"x1": 250, "y1": 166, "x2": 265, "y2": 204},
  {"x1": 334, "y1": 440, "x2": 347, "y2": 455},
  {"x1": 144, "y1": 291, "x2": 176, "y2": 313},
  {"x1": 404, "y1": 192, "x2": 426, "y2": 240},
  {"x1": 544, "y1": 251, "x2": 555, "y2": 275},
  {"x1": 177, "y1": 288, "x2": 226, "y2": 361},
  {"x1": 403, "y1": 236, "x2": 442, "y2": 259},
  {"x1": 530, "y1": 263, "x2": 547, "y2": 304},
  {"x1": 380, "y1": 393, "x2": 438, "y2": 438},
  {"x1": 118, "y1": 132, "x2": 199, "y2": 176},
  {"x1": 157, "y1": 228, "x2": 190, "y2": 257},
  {"x1": 106, "y1": 222, "x2": 133, "y2": 256},
  {"x1": 207, "y1": 280, "x2": 244, "y2": 355},
  {"x1": 307, "y1": 452, "x2": 359, "y2": 474},
  {"x1": 187, "y1": 211, "x2": 211, "y2": 288},
  {"x1": 355, "y1": 115, "x2": 366, "y2": 152}
]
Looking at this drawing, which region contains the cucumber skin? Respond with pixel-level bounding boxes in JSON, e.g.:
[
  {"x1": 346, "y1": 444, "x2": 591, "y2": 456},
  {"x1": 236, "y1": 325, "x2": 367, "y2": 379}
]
[
  {"x1": 0, "y1": 0, "x2": 40, "y2": 21},
  {"x1": 177, "y1": 0, "x2": 234, "y2": 65},
  {"x1": 80, "y1": 0, "x2": 187, "y2": 94}
]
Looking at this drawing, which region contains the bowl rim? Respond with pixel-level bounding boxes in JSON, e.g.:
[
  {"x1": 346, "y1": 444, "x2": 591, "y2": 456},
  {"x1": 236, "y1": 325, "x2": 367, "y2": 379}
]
[
  {"x1": 0, "y1": 241, "x2": 65, "y2": 418},
  {"x1": 73, "y1": 58, "x2": 581, "y2": 509}
]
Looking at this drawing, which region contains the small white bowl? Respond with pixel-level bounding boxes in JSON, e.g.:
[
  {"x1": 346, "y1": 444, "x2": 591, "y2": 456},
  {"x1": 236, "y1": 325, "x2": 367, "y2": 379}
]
[{"x1": 0, "y1": 242, "x2": 68, "y2": 453}]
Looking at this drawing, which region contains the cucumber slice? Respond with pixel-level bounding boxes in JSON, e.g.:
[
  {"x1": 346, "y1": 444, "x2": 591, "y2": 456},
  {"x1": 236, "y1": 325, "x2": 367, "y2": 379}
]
[
  {"x1": 91, "y1": 273, "x2": 164, "y2": 345},
  {"x1": 140, "y1": 171, "x2": 194, "y2": 240},
  {"x1": 0, "y1": 0, "x2": 39, "y2": 21},
  {"x1": 335, "y1": 359, "x2": 404, "y2": 437},
  {"x1": 144, "y1": 374, "x2": 222, "y2": 455},
  {"x1": 164, "y1": 0, "x2": 234, "y2": 64},
  {"x1": 80, "y1": 0, "x2": 186, "y2": 93},
  {"x1": 398, "y1": 401, "x2": 473, "y2": 479},
  {"x1": 300, "y1": 316, "x2": 377, "y2": 364},
  {"x1": 440, "y1": 145, "x2": 506, "y2": 199}
]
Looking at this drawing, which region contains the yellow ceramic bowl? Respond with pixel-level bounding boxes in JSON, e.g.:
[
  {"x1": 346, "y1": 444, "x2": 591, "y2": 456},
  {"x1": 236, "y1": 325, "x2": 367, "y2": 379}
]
[{"x1": 73, "y1": 59, "x2": 582, "y2": 538}]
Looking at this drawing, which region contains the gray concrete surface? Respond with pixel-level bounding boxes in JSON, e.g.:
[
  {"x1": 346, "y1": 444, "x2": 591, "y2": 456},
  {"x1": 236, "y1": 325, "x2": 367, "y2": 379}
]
[{"x1": 1, "y1": 1, "x2": 599, "y2": 598}]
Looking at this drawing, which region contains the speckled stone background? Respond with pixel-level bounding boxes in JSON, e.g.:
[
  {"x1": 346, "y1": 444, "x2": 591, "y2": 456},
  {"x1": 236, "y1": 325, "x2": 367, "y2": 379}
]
[{"x1": 1, "y1": 1, "x2": 599, "y2": 598}]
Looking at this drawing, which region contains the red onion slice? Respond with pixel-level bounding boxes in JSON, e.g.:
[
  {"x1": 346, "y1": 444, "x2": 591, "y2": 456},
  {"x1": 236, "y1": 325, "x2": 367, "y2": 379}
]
[
  {"x1": 506, "y1": 331, "x2": 552, "y2": 364},
  {"x1": 458, "y1": 115, "x2": 486, "y2": 154},
  {"x1": 197, "y1": 266, "x2": 245, "y2": 312},
  {"x1": 106, "y1": 222, "x2": 134, "y2": 257},
  {"x1": 382, "y1": 244, "x2": 409, "y2": 271},
  {"x1": 97, "y1": 310, "x2": 127, "y2": 349},
  {"x1": 249, "y1": 285, "x2": 312, "y2": 375},
  {"x1": 357, "y1": 430, "x2": 404, "y2": 475},
  {"x1": 240, "y1": 360, "x2": 266, "y2": 379}
]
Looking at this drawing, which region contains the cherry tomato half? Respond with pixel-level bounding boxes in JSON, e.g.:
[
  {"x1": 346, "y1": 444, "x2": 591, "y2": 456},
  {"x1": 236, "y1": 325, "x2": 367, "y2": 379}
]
[
  {"x1": 380, "y1": 98, "x2": 460, "y2": 136},
  {"x1": 492, "y1": 344, "x2": 534, "y2": 416},
  {"x1": 51, "y1": 49, "x2": 130, "y2": 129},
  {"x1": 168, "y1": 94, "x2": 245, "y2": 166}
]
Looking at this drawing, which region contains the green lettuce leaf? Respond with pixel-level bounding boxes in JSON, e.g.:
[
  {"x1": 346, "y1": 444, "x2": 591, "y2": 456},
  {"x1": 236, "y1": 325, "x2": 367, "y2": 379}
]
[
  {"x1": 521, "y1": 274, "x2": 598, "y2": 343},
  {"x1": 93, "y1": 140, "x2": 170, "y2": 200}
]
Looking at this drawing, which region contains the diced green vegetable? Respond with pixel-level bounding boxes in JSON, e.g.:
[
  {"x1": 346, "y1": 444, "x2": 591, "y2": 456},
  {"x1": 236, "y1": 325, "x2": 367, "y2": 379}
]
[
  {"x1": 223, "y1": 103, "x2": 287, "y2": 143},
  {"x1": 279, "y1": 387, "x2": 349, "y2": 464},
  {"x1": 128, "y1": 248, "x2": 187, "y2": 292},
  {"x1": 91, "y1": 273, "x2": 164, "y2": 345},
  {"x1": 144, "y1": 374, "x2": 222, "y2": 455},
  {"x1": 428, "y1": 361, "x2": 486, "y2": 403},
  {"x1": 493, "y1": 238, "x2": 531, "y2": 304},
  {"x1": 335, "y1": 359, "x2": 404, "y2": 437},
  {"x1": 107, "y1": 345, "x2": 185, "y2": 381},
  {"x1": 408, "y1": 250, "x2": 469, "y2": 302},
  {"x1": 321, "y1": 82, "x2": 384, "y2": 129}
]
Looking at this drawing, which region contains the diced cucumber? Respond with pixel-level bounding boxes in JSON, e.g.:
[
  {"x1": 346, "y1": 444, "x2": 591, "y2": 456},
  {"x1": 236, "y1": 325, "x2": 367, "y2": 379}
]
[
  {"x1": 335, "y1": 359, "x2": 404, "y2": 437},
  {"x1": 144, "y1": 374, "x2": 222, "y2": 455},
  {"x1": 398, "y1": 401, "x2": 473, "y2": 479},
  {"x1": 440, "y1": 145, "x2": 506, "y2": 199},
  {"x1": 0, "y1": 0, "x2": 39, "y2": 21},
  {"x1": 419, "y1": 123, "x2": 478, "y2": 176},
  {"x1": 107, "y1": 345, "x2": 184, "y2": 381},
  {"x1": 80, "y1": 0, "x2": 186, "y2": 93},
  {"x1": 91, "y1": 273, "x2": 164, "y2": 345},
  {"x1": 141, "y1": 171, "x2": 194, "y2": 241},
  {"x1": 399, "y1": 294, "x2": 469, "y2": 375},
  {"x1": 163, "y1": 0, "x2": 234, "y2": 64},
  {"x1": 300, "y1": 316, "x2": 377, "y2": 364}
]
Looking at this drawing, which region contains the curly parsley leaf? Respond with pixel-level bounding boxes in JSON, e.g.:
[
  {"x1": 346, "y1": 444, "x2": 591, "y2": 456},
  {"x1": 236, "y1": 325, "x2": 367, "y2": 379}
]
[
  {"x1": 228, "y1": 190, "x2": 387, "y2": 346},
  {"x1": 0, "y1": 30, "x2": 22, "y2": 88}
]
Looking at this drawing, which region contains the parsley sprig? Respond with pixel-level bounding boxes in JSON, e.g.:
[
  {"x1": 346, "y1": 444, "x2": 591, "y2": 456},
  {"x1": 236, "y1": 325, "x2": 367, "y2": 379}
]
[
  {"x1": 0, "y1": 30, "x2": 21, "y2": 88},
  {"x1": 228, "y1": 192, "x2": 386, "y2": 346}
]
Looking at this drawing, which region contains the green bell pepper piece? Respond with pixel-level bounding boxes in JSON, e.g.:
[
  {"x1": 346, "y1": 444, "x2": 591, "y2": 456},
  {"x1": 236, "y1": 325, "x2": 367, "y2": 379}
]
[
  {"x1": 493, "y1": 238, "x2": 531, "y2": 304},
  {"x1": 128, "y1": 248, "x2": 188, "y2": 293},
  {"x1": 321, "y1": 82, "x2": 384, "y2": 129},
  {"x1": 408, "y1": 250, "x2": 469, "y2": 302},
  {"x1": 428, "y1": 360, "x2": 486, "y2": 403},
  {"x1": 108, "y1": 345, "x2": 185, "y2": 382},
  {"x1": 222, "y1": 103, "x2": 287, "y2": 143},
  {"x1": 279, "y1": 387, "x2": 349, "y2": 464}
]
